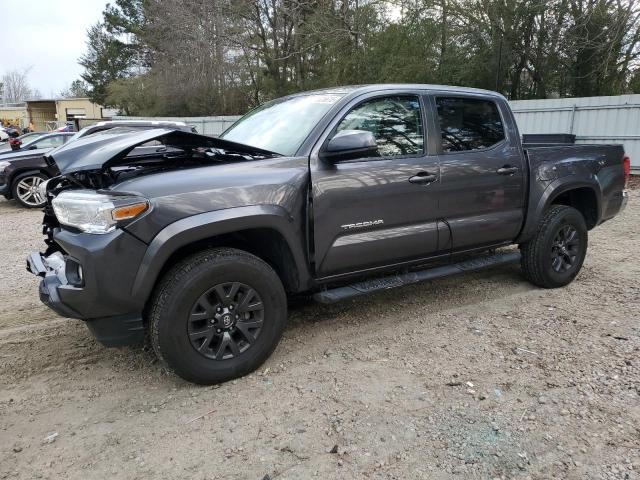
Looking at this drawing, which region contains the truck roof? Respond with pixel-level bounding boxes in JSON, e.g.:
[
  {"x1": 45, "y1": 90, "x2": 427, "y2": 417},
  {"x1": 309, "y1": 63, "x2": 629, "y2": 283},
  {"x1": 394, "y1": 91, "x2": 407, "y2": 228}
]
[{"x1": 286, "y1": 83, "x2": 507, "y2": 100}]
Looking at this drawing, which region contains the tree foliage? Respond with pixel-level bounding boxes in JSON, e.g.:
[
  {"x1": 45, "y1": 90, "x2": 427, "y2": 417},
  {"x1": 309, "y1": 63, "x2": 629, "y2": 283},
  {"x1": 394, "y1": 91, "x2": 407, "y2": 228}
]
[
  {"x1": 60, "y1": 80, "x2": 90, "y2": 98},
  {"x1": 80, "y1": 0, "x2": 640, "y2": 115},
  {"x1": 79, "y1": 0, "x2": 147, "y2": 105},
  {"x1": 1, "y1": 68, "x2": 34, "y2": 103}
]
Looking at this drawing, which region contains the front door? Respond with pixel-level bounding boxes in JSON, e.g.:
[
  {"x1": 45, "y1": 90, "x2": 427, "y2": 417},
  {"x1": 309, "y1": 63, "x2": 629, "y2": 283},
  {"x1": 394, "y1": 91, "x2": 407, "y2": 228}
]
[
  {"x1": 432, "y1": 95, "x2": 526, "y2": 251},
  {"x1": 310, "y1": 93, "x2": 442, "y2": 278}
]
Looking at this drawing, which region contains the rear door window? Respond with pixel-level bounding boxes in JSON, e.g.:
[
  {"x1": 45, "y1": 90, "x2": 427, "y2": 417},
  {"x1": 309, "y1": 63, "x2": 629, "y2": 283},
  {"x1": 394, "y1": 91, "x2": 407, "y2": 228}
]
[{"x1": 435, "y1": 97, "x2": 505, "y2": 152}]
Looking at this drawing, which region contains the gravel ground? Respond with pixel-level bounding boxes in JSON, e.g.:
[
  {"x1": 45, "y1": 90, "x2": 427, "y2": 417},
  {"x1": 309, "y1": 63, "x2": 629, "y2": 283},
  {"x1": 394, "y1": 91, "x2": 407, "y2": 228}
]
[{"x1": 0, "y1": 187, "x2": 638, "y2": 480}]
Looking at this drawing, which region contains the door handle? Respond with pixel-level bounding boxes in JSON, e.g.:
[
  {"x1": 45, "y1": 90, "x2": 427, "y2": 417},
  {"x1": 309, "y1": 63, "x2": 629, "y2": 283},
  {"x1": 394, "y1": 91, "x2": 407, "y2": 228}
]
[
  {"x1": 409, "y1": 172, "x2": 437, "y2": 185},
  {"x1": 497, "y1": 165, "x2": 519, "y2": 175}
]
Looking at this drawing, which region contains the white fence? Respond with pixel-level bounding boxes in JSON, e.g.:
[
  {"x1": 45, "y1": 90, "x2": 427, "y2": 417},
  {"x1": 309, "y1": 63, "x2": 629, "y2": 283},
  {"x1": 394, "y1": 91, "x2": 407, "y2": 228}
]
[
  {"x1": 510, "y1": 94, "x2": 640, "y2": 171},
  {"x1": 113, "y1": 115, "x2": 240, "y2": 136}
]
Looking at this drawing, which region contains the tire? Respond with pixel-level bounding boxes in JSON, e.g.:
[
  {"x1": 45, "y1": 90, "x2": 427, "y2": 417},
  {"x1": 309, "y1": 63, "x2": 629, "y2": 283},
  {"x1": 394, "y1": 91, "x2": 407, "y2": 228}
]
[
  {"x1": 149, "y1": 248, "x2": 287, "y2": 384},
  {"x1": 520, "y1": 205, "x2": 588, "y2": 288},
  {"x1": 11, "y1": 172, "x2": 48, "y2": 208}
]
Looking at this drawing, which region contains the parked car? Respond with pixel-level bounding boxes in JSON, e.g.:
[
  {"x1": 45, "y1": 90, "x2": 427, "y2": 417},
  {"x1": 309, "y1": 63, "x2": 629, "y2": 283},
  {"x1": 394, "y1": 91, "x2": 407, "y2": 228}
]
[
  {"x1": 54, "y1": 123, "x2": 75, "y2": 133},
  {"x1": 27, "y1": 84, "x2": 629, "y2": 384},
  {"x1": 0, "y1": 125, "x2": 22, "y2": 139},
  {"x1": 0, "y1": 133, "x2": 74, "y2": 207},
  {"x1": 0, "y1": 132, "x2": 67, "y2": 156},
  {"x1": 69, "y1": 120, "x2": 196, "y2": 139},
  {"x1": 0, "y1": 132, "x2": 47, "y2": 152},
  {"x1": 0, "y1": 121, "x2": 193, "y2": 208},
  {"x1": 1, "y1": 128, "x2": 41, "y2": 145}
]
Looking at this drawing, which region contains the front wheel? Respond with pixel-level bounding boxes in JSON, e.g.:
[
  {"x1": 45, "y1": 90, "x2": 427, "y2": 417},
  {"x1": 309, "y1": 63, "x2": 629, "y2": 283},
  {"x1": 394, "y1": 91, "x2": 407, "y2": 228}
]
[
  {"x1": 520, "y1": 205, "x2": 588, "y2": 288},
  {"x1": 12, "y1": 172, "x2": 48, "y2": 208},
  {"x1": 149, "y1": 248, "x2": 287, "y2": 384}
]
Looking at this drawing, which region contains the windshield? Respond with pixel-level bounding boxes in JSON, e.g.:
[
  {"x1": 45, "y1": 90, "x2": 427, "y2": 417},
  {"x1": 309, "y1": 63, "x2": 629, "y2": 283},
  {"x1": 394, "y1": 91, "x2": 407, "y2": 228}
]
[{"x1": 221, "y1": 93, "x2": 344, "y2": 155}]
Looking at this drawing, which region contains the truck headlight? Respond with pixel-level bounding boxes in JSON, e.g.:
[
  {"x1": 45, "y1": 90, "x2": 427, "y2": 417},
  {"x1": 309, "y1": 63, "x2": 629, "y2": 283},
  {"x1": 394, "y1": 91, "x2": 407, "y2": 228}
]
[
  {"x1": 0, "y1": 161, "x2": 10, "y2": 173},
  {"x1": 52, "y1": 190, "x2": 149, "y2": 234}
]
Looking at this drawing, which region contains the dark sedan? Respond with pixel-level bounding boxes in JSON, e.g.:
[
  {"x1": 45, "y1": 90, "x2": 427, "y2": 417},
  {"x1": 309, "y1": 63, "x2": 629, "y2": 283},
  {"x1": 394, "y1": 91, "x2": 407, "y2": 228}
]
[
  {"x1": 0, "y1": 132, "x2": 46, "y2": 152},
  {"x1": 0, "y1": 132, "x2": 71, "y2": 156},
  {"x1": 0, "y1": 133, "x2": 74, "y2": 207}
]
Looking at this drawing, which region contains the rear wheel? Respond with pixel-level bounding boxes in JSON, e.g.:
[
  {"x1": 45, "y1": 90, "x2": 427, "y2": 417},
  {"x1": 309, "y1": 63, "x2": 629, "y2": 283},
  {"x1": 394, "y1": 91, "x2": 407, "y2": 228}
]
[
  {"x1": 12, "y1": 172, "x2": 47, "y2": 208},
  {"x1": 520, "y1": 205, "x2": 588, "y2": 288},
  {"x1": 149, "y1": 248, "x2": 287, "y2": 384}
]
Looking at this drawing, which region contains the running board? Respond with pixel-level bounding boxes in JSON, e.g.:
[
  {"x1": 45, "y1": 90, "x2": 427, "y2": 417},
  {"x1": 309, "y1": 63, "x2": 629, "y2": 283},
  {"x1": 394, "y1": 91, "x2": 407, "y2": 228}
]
[{"x1": 313, "y1": 250, "x2": 521, "y2": 304}]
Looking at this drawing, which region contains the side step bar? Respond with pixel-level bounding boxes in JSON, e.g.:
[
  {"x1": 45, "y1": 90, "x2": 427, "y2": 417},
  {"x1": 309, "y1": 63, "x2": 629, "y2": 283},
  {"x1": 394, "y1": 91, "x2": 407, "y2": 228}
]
[{"x1": 313, "y1": 250, "x2": 521, "y2": 304}]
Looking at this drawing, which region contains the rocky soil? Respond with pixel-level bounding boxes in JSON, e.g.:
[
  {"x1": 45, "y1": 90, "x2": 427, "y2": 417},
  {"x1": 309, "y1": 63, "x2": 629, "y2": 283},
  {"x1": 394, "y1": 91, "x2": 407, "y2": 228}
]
[{"x1": 0, "y1": 188, "x2": 638, "y2": 479}]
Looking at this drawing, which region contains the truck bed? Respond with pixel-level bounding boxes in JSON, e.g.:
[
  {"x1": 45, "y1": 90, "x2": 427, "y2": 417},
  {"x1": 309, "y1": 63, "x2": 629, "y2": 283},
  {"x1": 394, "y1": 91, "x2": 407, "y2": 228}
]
[{"x1": 523, "y1": 143, "x2": 626, "y2": 227}]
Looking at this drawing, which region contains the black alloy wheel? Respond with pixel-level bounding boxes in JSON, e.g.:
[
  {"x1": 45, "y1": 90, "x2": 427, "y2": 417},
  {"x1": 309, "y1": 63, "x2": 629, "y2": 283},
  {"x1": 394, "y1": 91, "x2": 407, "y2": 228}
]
[
  {"x1": 550, "y1": 225, "x2": 580, "y2": 273},
  {"x1": 188, "y1": 282, "x2": 264, "y2": 360}
]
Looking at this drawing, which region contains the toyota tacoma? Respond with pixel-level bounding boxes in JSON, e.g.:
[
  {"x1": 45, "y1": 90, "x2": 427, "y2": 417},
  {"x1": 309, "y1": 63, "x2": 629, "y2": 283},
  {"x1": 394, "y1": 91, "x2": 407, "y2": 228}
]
[{"x1": 26, "y1": 85, "x2": 630, "y2": 384}]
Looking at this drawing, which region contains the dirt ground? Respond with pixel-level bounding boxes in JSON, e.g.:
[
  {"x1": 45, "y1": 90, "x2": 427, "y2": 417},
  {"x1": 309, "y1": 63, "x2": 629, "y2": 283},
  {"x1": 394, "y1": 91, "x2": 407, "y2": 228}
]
[{"x1": 0, "y1": 188, "x2": 638, "y2": 480}]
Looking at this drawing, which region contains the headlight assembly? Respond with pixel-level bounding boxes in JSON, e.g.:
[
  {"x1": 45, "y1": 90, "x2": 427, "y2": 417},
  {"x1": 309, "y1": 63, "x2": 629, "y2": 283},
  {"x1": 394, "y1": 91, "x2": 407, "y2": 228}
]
[
  {"x1": 52, "y1": 190, "x2": 149, "y2": 234},
  {"x1": 0, "y1": 161, "x2": 10, "y2": 173}
]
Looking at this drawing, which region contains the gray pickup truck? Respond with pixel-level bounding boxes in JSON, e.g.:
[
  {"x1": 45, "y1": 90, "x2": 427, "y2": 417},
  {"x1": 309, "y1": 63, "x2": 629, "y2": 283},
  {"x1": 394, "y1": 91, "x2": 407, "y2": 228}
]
[{"x1": 27, "y1": 84, "x2": 630, "y2": 384}]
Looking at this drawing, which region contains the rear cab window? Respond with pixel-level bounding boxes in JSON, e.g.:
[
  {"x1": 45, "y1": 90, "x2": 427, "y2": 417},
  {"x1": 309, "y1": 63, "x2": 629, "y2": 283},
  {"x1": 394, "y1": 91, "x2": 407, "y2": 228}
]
[{"x1": 435, "y1": 97, "x2": 505, "y2": 152}]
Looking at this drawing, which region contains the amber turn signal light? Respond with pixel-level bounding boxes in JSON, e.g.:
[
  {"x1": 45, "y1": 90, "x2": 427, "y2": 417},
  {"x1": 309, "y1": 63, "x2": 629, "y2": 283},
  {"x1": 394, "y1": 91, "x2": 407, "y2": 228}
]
[{"x1": 111, "y1": 202, "x2": 149, "y2": 221}]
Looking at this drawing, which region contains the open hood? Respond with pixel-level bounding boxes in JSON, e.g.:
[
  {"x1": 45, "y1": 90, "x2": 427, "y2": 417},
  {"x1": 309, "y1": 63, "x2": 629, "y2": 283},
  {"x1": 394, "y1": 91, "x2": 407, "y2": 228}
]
[{"x1": 46, "y1": 128, "x2": 279, "y2": 175}]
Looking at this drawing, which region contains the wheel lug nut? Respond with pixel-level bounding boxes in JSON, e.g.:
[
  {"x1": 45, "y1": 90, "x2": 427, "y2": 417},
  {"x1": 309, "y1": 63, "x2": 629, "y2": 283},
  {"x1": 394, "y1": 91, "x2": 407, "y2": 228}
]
[
  {"x1": 229, "y1": 305, "x2": 234, "y2": 311},
  {"x1": 216, "y1": 329, "x2": 221, "y2": 333}
]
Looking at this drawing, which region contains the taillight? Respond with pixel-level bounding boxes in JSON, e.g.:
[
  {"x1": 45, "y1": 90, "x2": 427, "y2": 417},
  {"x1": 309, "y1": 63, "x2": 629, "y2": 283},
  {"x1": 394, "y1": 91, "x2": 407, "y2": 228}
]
[{"x1": 623, "y1": 154, "x2": 630, "y2": 188}]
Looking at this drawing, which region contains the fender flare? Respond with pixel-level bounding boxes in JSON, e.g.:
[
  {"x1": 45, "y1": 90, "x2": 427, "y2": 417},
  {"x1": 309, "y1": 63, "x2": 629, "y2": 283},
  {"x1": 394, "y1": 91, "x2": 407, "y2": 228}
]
[
  {"x1": 129, "y1": 205, "x2": 310, "y2": 302},
  {"x1": 516, "y1": 177, "x2": 602, "y2": 243}
]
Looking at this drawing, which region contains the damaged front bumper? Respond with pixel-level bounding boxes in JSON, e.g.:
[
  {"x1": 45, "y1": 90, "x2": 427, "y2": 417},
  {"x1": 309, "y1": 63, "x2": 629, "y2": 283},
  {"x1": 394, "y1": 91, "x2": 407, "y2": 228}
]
[
  {"x1": 27, "y1": 251, "x2": 83, "y2": 319},
  {"x1": 26, "y1": 227, "x2": 149, "y2": 346}
]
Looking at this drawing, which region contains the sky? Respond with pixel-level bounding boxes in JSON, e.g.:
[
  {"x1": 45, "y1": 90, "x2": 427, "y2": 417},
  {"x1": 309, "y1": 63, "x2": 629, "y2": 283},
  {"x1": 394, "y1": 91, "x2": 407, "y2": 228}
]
[{"x1": 0, "y1": 0, "x2": 110, "y2": 98}]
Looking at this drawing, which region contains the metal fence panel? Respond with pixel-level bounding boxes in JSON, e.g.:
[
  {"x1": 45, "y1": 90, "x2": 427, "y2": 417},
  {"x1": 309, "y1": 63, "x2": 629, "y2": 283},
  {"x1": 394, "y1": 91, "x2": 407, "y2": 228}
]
[
  {"x1": 112, "y1": 115, "x2": 241, "y2": 136},
  {"x1": 510, "y1": 95, "x2": 640, "y2": 171}
]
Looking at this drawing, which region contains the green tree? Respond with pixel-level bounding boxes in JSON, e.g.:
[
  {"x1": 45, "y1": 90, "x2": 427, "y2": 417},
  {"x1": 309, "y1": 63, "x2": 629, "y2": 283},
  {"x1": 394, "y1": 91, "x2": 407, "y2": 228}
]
[
  {"x1": 79, "y1": 0, "x2": 146, "y2": 105},
  {"x1": 79, "y1": 0, "x2": 640, "y2": 114},
  {"x1": 60, "y1": 79, "x2": 90, "y2": 98}
]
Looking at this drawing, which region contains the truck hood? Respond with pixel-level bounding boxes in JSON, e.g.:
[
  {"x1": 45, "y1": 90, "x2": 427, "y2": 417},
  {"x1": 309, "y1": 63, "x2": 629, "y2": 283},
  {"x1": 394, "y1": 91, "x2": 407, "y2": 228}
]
[{"x1": 45, "y1": 128, "x2": 278, "y2": 175}]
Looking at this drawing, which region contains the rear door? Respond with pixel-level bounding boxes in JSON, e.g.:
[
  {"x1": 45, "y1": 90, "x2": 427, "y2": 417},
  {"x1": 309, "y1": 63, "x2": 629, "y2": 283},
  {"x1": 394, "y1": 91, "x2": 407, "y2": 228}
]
[
  {"x1": 430, "y1": 94, "x2": 525, "y2": 251},
  {"x1": 310, "y1": 91, "x2": 443, "y2": 278}
]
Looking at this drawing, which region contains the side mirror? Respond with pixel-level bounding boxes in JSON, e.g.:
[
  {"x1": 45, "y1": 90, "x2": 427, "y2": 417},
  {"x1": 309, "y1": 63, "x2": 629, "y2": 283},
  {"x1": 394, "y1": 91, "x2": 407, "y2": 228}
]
[
  {"x1": 28, "y1": 144, "x2": 38, "y2": 150},
  {"x1": 322, "y1": 130, "x2": 378, "y2": 161}
]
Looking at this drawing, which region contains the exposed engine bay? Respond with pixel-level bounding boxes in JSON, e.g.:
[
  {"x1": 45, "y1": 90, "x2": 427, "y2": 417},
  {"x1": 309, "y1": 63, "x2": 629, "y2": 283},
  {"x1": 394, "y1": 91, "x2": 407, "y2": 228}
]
[{"x1": 39, "y1": 128, "x2": 279, "y2": 254}]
